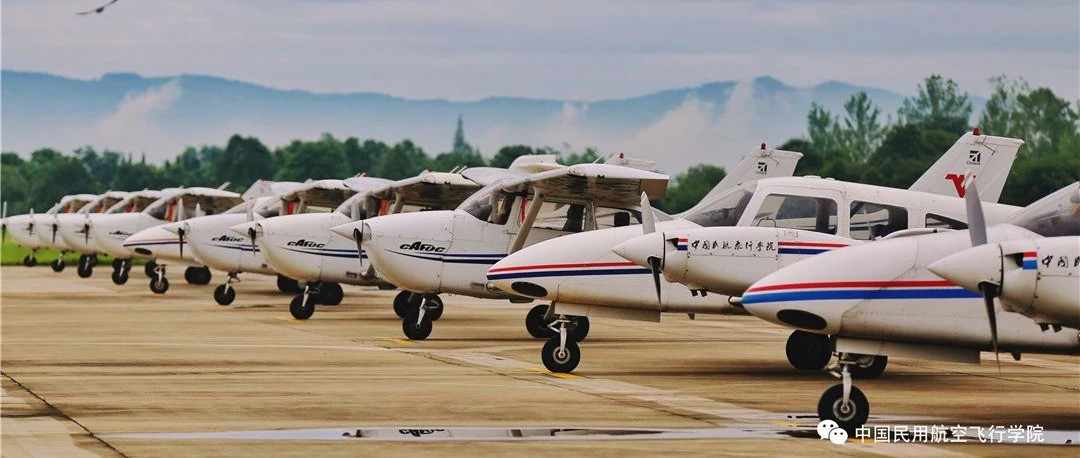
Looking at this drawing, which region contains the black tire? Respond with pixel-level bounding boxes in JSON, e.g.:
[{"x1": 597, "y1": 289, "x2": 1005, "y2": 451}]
[
  {"x1": 149, "y1": 276, "x2": 170, "y2": 294},
  {"x1": 424, "y1": 295, "x2": 443, "y2": 321},
  {"x1": 112, "y1": 269, "x2": 129, "y2": 285},
  {"x1": 184, "y1": 266, "x2": 212, "y2": 285},
  {"x1": 851, "y1": 355, "x2": 888, "y2": 379},
  {"x1": 318, "y1": 282, "x2": 344, "y2": 306},
  {"x1": 541, "y1": 338, "x2": 580, "y2": 373},
  {"x1": 88, "y1": 256, "x2": 98, "y2": 267},
  {"x1": 77, "y1": 256, "x2": 93, "y2": 278},
  {"x1": 289, "y1": 294, "x2": 315, "y2": 320},
  {"x1": 525, "y1": 304, "x2": 555, "y2": 338},
  {"x1": 817, "y1": 383, "x2": 870, "y2": 435},
  {"x1": 214, "y1": 284, "x2": 236, "y2": 306},
  {"x1": 23, "y1": 255, "x2": 36, "y2": 267},
  {"x1": 402, "y1": 309, "x2": 433, "y2": 340},
  {"x1": 276, "y1": 275, "x2": 301, "y2": 294},
  {"x1": 786, "y1": 330, "x2": 833, "y2": 370},
  {"x1": 568, "y1": 315, "x2": 590, "y2": 342},
  {"x1": 51, "y1": 258, "x2": 65, "y2": 272},
  {"x1": 144, "y1": 261, "x2": 157, "y2": 278},
  {"x1": 393, "y1": 291, "x2": 418, "y2": 318},
  {"x1": 112, "y1": 258, "x2": 124, "y2": 270}
]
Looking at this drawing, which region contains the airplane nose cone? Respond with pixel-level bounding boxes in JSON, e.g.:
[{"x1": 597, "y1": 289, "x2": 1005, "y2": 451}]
[
  {"x1": 229, "y1": 221, "x2": 259, "y2": 238},
  {"x1": 611, "y1": 232, "x2": 663, "y2": 268},
  {"x1": 329, "y1": 222, "x2": 359, "y2": 241},
  {"x1": 928, "y1": 244, "x2": 1002, "y2": 293}
]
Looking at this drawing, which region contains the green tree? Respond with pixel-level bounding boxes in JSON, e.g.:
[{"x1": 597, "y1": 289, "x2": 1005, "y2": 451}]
[
  {"x1": 1, "y1": 152, "x2": 30, "y2": 214},
  {"x1": 344, "y1": 138, "x2": 387, "y2": 174},
  {"x1": 657, "y1": 164, "x2": 727, "y2": 214},
  {"x1": 562, "y1": 147, "x2": 601, "y2": 165},
  {"x1": 370, "y1": 140, "x2": 430, "y2": 179},
  {"x1": 429, "y1": 150, "x2": 486, "y2": 172},
  {"x1": 215, "y1": 135, "x2": 275, "y2": 190},
  {"x1": 841, "y1": 92, "x2": 886, "y2": 163},
  {"x1": 274, "y1": 134, "x2": 351, "y2": 181},
  {"x1": 489, "y1": 145, "x2": 537, "y2": 168},
  {"x1": 897, "y1": 75, "x2": 972, "y2": 135}
]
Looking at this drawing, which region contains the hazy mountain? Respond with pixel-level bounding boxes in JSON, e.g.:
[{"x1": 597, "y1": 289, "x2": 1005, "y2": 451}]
[{"x1": 2, "y1": 70, "x2": 916, "y2": 173}]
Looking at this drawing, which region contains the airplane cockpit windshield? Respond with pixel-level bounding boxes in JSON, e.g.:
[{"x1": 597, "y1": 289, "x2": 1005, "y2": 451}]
[
  {"x1": 458, "y1": 184, "x2": 503, "y2": 222},
  {"x1": 224, "y1": 197, "x2": 281, "y2": 218},
  {"x1": 1008, "y1": 182, "x2": 1080, "y2": 237},
  {"x1": 682, "y1": 182, "x2": 757, "y2": 228},
  {"x1": 103, "y1": 195, "x2": 159, "y2": 214}
]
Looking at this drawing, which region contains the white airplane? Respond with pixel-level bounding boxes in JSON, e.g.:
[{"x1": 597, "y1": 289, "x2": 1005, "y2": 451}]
[
  {"x1": 5, "y1": 193, "x2": 98, "y2": 267},
  {"x1": 334, "y1": 154, "x2": 671, "y2": 341},
  {"x1": 237, "y1": 169, "x2": 489, "y2": 320},
  {"x1": 70, "y1": 189, "x2": 169, "y2": 281},
  {"x1": 740, "y1": 181, "x2": 1079, "y2": 434},
  {"x1": 50, "y1": 191, "x2": 132, "y2": 276},
  {"x1": 488, "y1": 130, "x2": 1025, "y2": 373},
  {"x1": 162, "y1": 178, "x2": 380, "y2": 305},
  {"x1": 91, "y1": 187, "x2": 244, "y2": 291}
]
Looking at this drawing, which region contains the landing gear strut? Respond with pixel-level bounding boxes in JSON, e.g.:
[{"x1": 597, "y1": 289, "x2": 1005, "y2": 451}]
[
  {"x1": 51, "y1": 257, "x2": 66, "y2": 272},
  {"x1": 149, "y1": 264, "x2": 169, "y2": 294},
  {"x1": 401, "y1": 294, "x2": 443, "y2": 340},
  {"x1": 525, "y1": 304, "x2": 589, "y2": 341},
  {"x1": 817, "y1": 354, "x2": 870, "y2": 435},
  {"x1": 290, "y1": 282, "x2": 321, "y2": 320},
  {"x1": 541, "y1": 315, "x2": 588, "y2": 372},
  {"x1": 213, "y1": 272, "x2": 239, "y2": 306},
  {"x1": 144, "y1": 260, "x2": 158, "y2": 278}
]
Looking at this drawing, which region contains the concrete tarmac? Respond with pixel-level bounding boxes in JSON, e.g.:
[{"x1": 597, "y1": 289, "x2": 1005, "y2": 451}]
[{"x1": 2, "y1": 266, "x2": 1077, "y2": 457}]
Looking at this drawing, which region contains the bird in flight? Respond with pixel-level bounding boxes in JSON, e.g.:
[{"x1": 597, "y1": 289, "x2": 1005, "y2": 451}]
[{"x1": 76, "y1": 0, "x2": 120, "y2": 15}]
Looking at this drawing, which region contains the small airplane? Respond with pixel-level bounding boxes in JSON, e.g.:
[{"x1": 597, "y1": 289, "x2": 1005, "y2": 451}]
[
  {"x1": 237, "y1": 169, "x2": 489, "y2": 319},
  {"x1": 489, "y1": 130, "x2": 1025, "y2": 373},
  {"x1": 740, "y1": 181, "x2": 1080, "y2": 434},
  {"x1": 73, "y1": 190, "x2": 168, "y2": 280},
  {"x1": 162, "y1": 178, "x2": 377, "y2": 305},
  {"x1": 91, "y1": 186, "x2": 244, "y2": 291},
  {"x1": 334, "y1": 153, "x2": 670, "y2": 341},
  {"x1": 5, "y1": 193, "x2": 98, "y2": 267},
  {"x1": 50, "y1": 191, "x2": 132, "y2": 276}
]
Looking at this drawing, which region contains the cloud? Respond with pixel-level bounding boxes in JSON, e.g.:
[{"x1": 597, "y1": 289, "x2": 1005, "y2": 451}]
[{"x1": 95, "y1": 80, "x2": 182, "y2": 153}]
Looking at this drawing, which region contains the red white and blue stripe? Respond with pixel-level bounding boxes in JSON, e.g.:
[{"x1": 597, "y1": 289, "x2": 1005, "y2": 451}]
[
  {"x1": 742, "y1": 279, "x2": 980, "y2": 305},
  {"x1": 487, "y1": 261, "x2": 651, "y2": 281},
  {"x1": 1021, "y1": 251, "x2": 1038, "y2": 270},
  {"x1": 283, "y1": 246, "x2": 364, "y2": 259},
  {"x1": 777, "y1": 241, "x2": 849, "y2": 255},
  {"x1": 390, "y1": 250, "x2": 505, "y2": 265},
  {"x1": 676, "y1": 238, "x2": 688, "y2": 251}
]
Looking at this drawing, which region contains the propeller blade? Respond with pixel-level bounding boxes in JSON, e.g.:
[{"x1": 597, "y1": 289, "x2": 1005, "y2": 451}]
[
  {"x1": 978, "y1": 282, "x2": 1001, "y2": 373},
  {"x1": 83, "y1": 222, "x2": 91, "y2": 245},
  {"x1": 52, "y1": 223, "x2": 58, "y2": 243},
  {"x1": 640, "y1": 192, "x2": 656, "y2": 234},
  {"x1": 247, "y1": 227, "x2": 258, "y2": 257},
  {"x1": 647, "y1": 256, "x2": 663, "y2": 304},
  {"x1": 1, "y1": 201, "x2": 7, "y2": 240},
  {"x1": 353, "y1": 227, "x2": 365, "y2": 269},
  {"x1": 964, "y1": 178, "x2": 987, "y2": 247},
  {"x1": 177, "y1": 226, "x2": 185, "y2": 258}
]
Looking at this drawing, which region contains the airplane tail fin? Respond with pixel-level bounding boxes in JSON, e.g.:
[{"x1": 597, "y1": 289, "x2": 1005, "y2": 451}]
[
  {"x1": 699, "y1": 144, "x2": 803, "y2": 202},
  {"x1": 907, "y1": 129, "x2": 1024, "y2": 202}
]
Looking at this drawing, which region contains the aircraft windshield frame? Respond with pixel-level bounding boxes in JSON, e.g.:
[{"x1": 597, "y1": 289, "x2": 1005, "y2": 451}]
[
  {"x1": 681, "y1": 182, "x2": 757, "y2": 227},
  {"x1": 1007, "y1": 182, "x2": 1080, "y2": 237},
  {"x1": 457, "y1": 183, "x2": 503, "y2": 221}
]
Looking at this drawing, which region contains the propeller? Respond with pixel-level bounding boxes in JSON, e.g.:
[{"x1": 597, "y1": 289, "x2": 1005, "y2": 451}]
[
  {"x1": 176, "y1": 199, "x2": 186, "y2": 258},
  {"x1": 353, "y1": 228, "x2": 365, "y2": 269},
  {"x1": 962, "y1": 177, "x2": 1001, "y2": 371},
  {"x1": 247, "y1": 227, "x2": 258, "y2": 256},
  {"x1": 51, "y1": 222, "x2": 59, "y2": 244},
  {"x1": 83, "y1": 221, "x2": 91, "y2": 245},
  {"x1": 640, "y1": 192, "x2": 662, "y2": 304},
  {"x1": 2, "y1": 201, "x2": 8, "y2": 240}
]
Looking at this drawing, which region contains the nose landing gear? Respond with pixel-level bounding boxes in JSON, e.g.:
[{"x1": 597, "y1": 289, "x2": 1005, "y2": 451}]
[
  {"x1": 149, "y1": 264, "x2": 169, "y2": 294},
  {"x1": 111, "y1": 259, "x2": 132, "y2": 285},
  {"x1": 817, "y1": 354, "x2": 871, "y2": 435},
  {"x1": 213, "y1": 272, "x2": 239, "y2": 306},
  {"x1": 401, "y1": 294, "x2": 443, "y2": 340},
  {"x1": 540, "y1": 314, "x2": 590, "y2": 373}
]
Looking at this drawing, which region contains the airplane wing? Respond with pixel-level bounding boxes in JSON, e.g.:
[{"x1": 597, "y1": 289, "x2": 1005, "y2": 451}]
[
  {"x1": 278, "y1": 179, "x2": 358, "y2": 210},
  {"x1": 460, "y1": 167, "x2": 528, "y2": 187},
  {"x1": 379, "y1": 172, "x2": 483, "y2": 209},
  {"x1": 510, "y1": 163, "x2": 670, "y2": 205},
  {"x1": 343, "y1": 176, "x2": 395, "y2": 194},
  {"x1": 507, "y1": 154, "x2": 563, "y2": 174}
]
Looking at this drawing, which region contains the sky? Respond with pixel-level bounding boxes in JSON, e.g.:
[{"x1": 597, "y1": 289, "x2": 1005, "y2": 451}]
[{"x1": 3, "y1": 0, "x2": 1078, "y2": 101}]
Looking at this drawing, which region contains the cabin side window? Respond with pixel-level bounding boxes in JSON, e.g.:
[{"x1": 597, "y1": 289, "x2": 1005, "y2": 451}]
[
  {"x1": 752, "y1": 194, "x2": 838, "y2": 234},
  {"x1": 533, "y1": 201, "x2": 588, "y2": 233},
  {"x1": 925, "y1": 213, "x2": 967, "y2": 230},
  {"x1": 850, "y1": 201, "x2": 909, "y2": 240}
]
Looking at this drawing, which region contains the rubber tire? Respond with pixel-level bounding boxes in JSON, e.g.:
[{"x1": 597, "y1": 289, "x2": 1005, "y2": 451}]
[
  {"x1": 851, "y1": 355, "x2": 888, "y2": 379},
  {"x1": 393, "y1": 291, "x2": 417, "y2": 318},
  {"x1": 144, "y1": 261, "x2": 157, "y2": 278},
  {"x1": 112, "y1": 258, "x2": 124, "y2": 270},
  {"x1": 23, "y1": 255, "x2": 36, "y2": 267},
  {"x1": 112, "y1": 269, "x2": 129, "y2": 285},
  {"x1": 214, "y1": 284, "x2": 236, "y2": 306},
  {"x1": 185, "y1": 266, "x2": 212, "y2": 285},
  {"x1": 786, "y1": 330, "x2": 833, "y2": 370},
  {"x1": 77, "y1": 256, "x2": 93, "y2": 278},
  {"x1": 525, "y1": 304, "x2": 555, "y2": 338},
  {"x1": 51, "y1": 259, "x2": 65, "y2": 272},
  {"x1": 424, "y1": 296, "x2": 443, "y2": 321},
  {"x1": 568, "y1": 315, "x2": 590, "y2": 342},
  {"x1": 276, "y1": 275, "x2": 301, "y2": 294},
  {"x1": 289, "y1": 294, "x2": 315, "y2": 320},
  {"x1": 149, "y1": 276, "x2": 170, "y2": 294},
  {"x1": 402, "y1": 309, "x2": 433, "y2": 340},
  {"x1": 541, "y1": 338, "x2": 581, "y2": 373},
  {"x1": 817, "y1": 383, "x2": 870, "y2": 436},
  {"x1": 318, "y1": 282, "x2": 344, "y2": 306},
  {"x1": 88, "y1": 256, "x2": 98, "y2": 267}
]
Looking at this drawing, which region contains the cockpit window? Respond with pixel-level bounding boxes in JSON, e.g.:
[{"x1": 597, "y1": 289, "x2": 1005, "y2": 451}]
[
  {"x1": 459, "y1": 185, "x2": 498, "y2": 221},
  {"x1": 753, "y1": 194, "x2": 839, "y2": 235},
  {"x1": 1008, "y1": 182, "x2": 1080, "y2": 237},
  {"x1": 683, "y1": 183, "x2": 756, "y2": 227}
]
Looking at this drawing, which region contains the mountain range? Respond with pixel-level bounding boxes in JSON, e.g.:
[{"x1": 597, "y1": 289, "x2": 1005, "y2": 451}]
[{"x1": 2, "y1": 69, "x2": 928, "y2": 173}]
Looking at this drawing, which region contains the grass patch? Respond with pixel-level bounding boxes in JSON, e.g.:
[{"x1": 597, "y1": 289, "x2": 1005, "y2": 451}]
[{"x1": 0, "y1": 234, "x2": 144, "y2": 266}]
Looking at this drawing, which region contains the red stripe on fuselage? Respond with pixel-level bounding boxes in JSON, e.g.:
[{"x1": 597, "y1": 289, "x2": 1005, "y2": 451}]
[
  {"x1": 488, "y1": 261, "x2": 639, "y2": 274},
  {"x1": 746, "y1": 279, "x2": 956, "y2": 293}
]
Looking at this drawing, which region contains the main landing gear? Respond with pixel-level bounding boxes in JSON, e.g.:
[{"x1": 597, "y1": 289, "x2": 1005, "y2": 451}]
[
  {"x1": 111, "y1": 259, "x2": 132, "y2": 285},
  {"x1": 401, "y1": 293, "x2": 444, "y2": 340},
  {"x1": 818, "y1": 354, "x2": 871, "y2": 435},
  {"x1": 213, "y1": 272, "x2": 239, "y2": 306},
  {"x1": 288, "y1": 281, "x2": 344, "y2": 320},
  {"x1": 276, "y1": 275, "x2": 302, "y2": 294},
  {"x1": 785, "y1": 330, "x2": 888, "y2": 378},
  {"x1": 184, "y1": 266, "x2": 212, "y2": 285}
]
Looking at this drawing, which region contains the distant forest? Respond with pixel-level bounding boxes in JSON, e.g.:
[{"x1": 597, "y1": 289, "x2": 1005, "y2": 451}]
[{"x1": 2, "y1": 75, "x2": 1077, "y2": 215}]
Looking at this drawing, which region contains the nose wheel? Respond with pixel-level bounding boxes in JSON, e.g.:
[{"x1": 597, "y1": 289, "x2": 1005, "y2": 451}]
[
  {"x1": 149, "y1": 264, "x2": 169, "y2": 294},
  {"x1": 401, "y1": 295, "x2": 442, "y2": 340},
  {"x1": 51, "y1": 258, "x2": 66, "y2": 272},
  {"x1": 22, "y1": 254, "x2": 37, "y2": 267},
  {"x1": 289, "y1": 282, "x2": 322, "y2": 319},
  {"x1": 77, "y1": 254, "x2": 95, "y2": 278},
  {"x1": 817, "y1": 356, "x2": 870, "y2": 435},
  {"x1": 540, "y1": 315, "x2": 590, "y2": 372},
  {"x1": 213, "y1": 272, "x2": 239, "y2": 306},
  {"x1": 111, "y1": 259, "x2": 132, "y2": 285}
]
